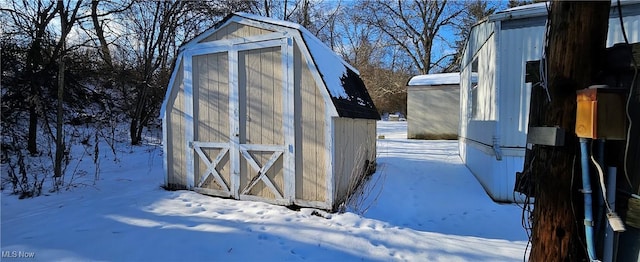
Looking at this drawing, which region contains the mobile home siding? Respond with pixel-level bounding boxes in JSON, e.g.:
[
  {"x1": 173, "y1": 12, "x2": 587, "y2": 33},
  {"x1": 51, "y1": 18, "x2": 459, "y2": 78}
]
[
  {"x1": 497, "y1": 20, "x2": 546, "y2": 148},
  {"x1": 460, "y1": 2, "x2": 640, "y2": 203},
  {"x1": 608, "y1": 3, "x2": 640, "y2": 45},
  {"x1": 460, "y1": 33, "x2": 498, "y2": 146}
]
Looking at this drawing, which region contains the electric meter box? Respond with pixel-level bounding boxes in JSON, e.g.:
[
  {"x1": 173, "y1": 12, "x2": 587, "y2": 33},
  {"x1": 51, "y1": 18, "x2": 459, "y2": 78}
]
[{"x1": 575, "y1": 86, "x2": 627, "y2": 140}]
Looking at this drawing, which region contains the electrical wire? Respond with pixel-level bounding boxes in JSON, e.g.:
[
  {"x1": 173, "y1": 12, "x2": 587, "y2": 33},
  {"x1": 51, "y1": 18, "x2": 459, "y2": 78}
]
[
  {"x1": 540, "y1": 1, "x2": 551, "y2": 102},
  {"x1": 590, "y1": 143, "x2": 613, "y2": 213},
  {"x1": 515, "y1": 7, "x2": 559, "y2": 259},
  {"x1": 514, "y1": 155, "x2": 535, "y2": 261},
  {"x1": 617, "y1": 0, "x2": 639, "y2": 192}
]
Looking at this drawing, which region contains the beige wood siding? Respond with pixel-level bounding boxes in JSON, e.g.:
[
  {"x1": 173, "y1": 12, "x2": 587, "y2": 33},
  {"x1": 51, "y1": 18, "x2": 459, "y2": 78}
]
[
  {"x1": 200, "y1": 22, "x2": 273, "y2": 42},
  {"x1": 193, "y1": 52, "x2": 231, "y2": 192},
  {"x1": 333, "y1": 118, "x2": 377, "y2": 206},
  {"x1": 293, "y1": 42, "x2": 327, "y2": 203},
  {"x1": 166, "y1": 61, "x2": 186, "y2": 188},
  {"x1": 407, "y1": 84, "x2": 460, "y2": 139},
  {"x1": 238, "y1": 46, "x2": 285, "y2": 199}
]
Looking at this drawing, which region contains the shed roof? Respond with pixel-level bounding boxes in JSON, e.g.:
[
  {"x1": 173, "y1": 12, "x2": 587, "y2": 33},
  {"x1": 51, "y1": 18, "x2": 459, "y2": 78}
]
[
  {"x1": 407, "y1": 72, "x2": 477, "y2": 86},
  {"x1": 164, "y1": 12, "x2": 379, "y2": 120}
]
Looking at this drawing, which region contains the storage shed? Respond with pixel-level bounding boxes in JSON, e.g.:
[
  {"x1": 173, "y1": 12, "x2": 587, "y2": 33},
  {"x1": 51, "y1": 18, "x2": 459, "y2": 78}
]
[
  {"x1": 406, "y1": 73, "x2": 476, "y2": 139},
  {"x1": 160, "y1": 12, "x2": 379, "y2": 210},
  {"x1": 459, "y1": 2, "x2": 640, "y2": 203}
]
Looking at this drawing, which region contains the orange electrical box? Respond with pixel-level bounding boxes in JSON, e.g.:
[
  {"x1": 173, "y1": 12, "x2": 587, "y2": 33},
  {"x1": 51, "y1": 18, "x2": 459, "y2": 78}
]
[{"x1": 575, "y1": 86, "x2": 627, "y2": 140}]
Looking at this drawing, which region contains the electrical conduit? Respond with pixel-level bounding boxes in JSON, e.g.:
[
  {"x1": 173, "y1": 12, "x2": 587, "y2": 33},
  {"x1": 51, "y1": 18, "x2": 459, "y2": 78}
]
[{"x1": 579, "y1": 138, "x2": 597, "y2": 261}]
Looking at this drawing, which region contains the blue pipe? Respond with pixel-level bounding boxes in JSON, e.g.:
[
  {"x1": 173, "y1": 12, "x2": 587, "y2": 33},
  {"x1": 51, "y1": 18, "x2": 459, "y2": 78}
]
[{"x1": 579, "y1": 138, "x2": 597, "y2": 261}]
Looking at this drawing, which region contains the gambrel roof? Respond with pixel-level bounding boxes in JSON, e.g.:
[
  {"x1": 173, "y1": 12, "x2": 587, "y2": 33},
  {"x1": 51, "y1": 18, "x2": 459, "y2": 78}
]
[{"x1": 161, "y1": 12, "x2": 379, "y2": 120}]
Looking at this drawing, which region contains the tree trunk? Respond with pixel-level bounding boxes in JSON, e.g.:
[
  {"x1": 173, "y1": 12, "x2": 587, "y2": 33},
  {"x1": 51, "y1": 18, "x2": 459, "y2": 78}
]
[
  {"x1": 130, "y1": 120, "x2": 139, "y2": 145},
  {"x1": 26, "y1": 39, "x2": 44, "y2": 156},
  {"x1": 129, "y1": 83, "x2": 148, "y2": 145},
  {"x1": 54, "y1": 0, "x2": 69, "y2": 183},
  {"x1": 529, "y1": 1, "x2": 610, "y2": 261},
  {"x1": 54, "y1": 51, "x2": 65, "y2": 180},
  {"x1": 27, "y1": 105, "x2": 38, "y2": 155}
]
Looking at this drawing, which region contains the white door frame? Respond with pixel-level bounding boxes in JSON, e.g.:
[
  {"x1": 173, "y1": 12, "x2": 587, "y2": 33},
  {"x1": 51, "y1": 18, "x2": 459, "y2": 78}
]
[{"x1": 183, "y1": 34, "x2": 295, "y2": 204}]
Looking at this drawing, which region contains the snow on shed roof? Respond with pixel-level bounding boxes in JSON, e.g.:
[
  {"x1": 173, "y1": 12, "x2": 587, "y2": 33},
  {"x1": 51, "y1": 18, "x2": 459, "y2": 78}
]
[
  {"x1": 233, "y1": 12, "x2": 378, "y2": 120},
  {"x1": 407, "y1": 72, "x2": 477, "y2": 86}
]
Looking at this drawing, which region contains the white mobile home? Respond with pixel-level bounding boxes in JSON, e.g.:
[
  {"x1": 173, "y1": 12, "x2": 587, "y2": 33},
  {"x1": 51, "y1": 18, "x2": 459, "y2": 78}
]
[
  {"x1": 407, "y1": 73, "x2": 476, "y2": 139},
  {"x1": 160, "y1": 12, "x2": 379, "y2": 210},
  {"x1": 459, "y1": 2, "x2": 640, "y2": 202}
]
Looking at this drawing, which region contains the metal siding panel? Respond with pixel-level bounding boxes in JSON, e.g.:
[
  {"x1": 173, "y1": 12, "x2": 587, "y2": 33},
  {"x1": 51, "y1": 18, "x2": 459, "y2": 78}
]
[
  {"x1": 459, "y1": 69, "x2": 471, "y2": 139},
  {"x1": 498, "y1": 25, "x2": 545, "y2": 148},
  {"x1": 406, "y1": 88, "x2": 422, "y2": 138},
  {"x1": 407, "y1": 86, "x2": 460, "y2": 138},
  {"x1": 497, "y1": 13, "x2": 640, "y2": 148},
  {"x1": 460, "y1": 7, "x2": 639, "y2": 203},
  {"x1": 608, "y1": 14, "x2": 640, "y2": 45},
  {"x1": 463, "y1": 22, "x2": 495, "y2": 70},
  {"x1": 475, "y1": 35, "x2": 497, "y2": 122},
  {"x1": 462, "y1": 141, "x2": 525, "y2": 202}
]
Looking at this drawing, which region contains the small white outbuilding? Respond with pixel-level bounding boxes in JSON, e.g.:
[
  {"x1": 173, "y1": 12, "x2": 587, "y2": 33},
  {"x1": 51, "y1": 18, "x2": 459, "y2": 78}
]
[
  {"x1": 160, "y1": 12, "x2": 379, "y2": 210},
  {"x1": 459, "y1": 2, "x2": 640, "y2": 202},
  {"x1": 406, "y1": 73, "x2": 476, "y2": 139}
]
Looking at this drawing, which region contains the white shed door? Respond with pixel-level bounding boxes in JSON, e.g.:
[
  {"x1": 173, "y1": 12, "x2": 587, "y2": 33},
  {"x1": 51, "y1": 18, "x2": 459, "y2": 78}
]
[{"x1": 186, "y1": 37, "x2": 294, "y2": 204}]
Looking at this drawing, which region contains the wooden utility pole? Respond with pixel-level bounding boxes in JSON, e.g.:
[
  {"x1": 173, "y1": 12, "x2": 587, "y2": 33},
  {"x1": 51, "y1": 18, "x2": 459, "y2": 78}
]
[{"x1": 529, "y1": 1, "x2": 610, "y2": 261}]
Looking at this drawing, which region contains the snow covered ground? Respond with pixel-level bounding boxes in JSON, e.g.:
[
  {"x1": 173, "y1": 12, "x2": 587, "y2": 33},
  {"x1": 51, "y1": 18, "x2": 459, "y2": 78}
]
[{"x1": 1, "y1": 121, "x2": 529, "y2": 261}]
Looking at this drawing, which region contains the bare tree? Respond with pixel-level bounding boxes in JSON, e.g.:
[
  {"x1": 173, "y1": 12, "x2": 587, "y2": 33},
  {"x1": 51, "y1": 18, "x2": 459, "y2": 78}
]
[
  {"x1": 356, "y1": 0, "x2": 464, "y2": 74},
  {"x1": 2, "y1": 0, "x2": 58, "y2": 155},
  {"x1": 337, "y1": 5, "x2": 409, "y2": 115},
  {"x1": 112, "y1": 1, "x2": 251, "y2": 145},
  {"x1": 445, "y1": 0, "x2": 497, "y2": 72},
  {"x1": 53, "y1": 0, "x2": 85, "y2": 183}
]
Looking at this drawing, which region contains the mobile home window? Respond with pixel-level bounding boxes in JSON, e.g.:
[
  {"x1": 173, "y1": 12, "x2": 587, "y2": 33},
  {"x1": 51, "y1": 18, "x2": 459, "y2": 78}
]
[{"x1": 470, "y1": 58, "x2": 479, "y2": 119}]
